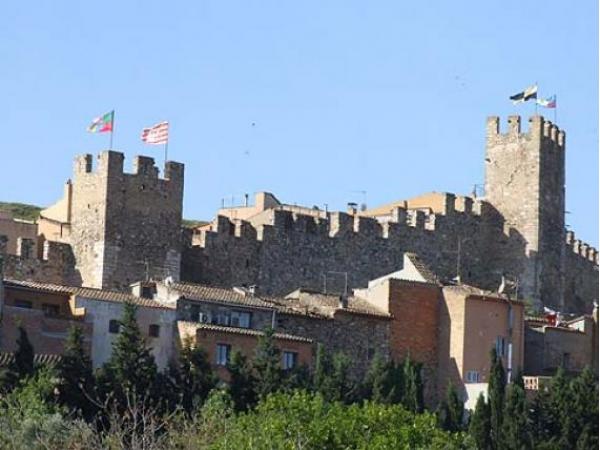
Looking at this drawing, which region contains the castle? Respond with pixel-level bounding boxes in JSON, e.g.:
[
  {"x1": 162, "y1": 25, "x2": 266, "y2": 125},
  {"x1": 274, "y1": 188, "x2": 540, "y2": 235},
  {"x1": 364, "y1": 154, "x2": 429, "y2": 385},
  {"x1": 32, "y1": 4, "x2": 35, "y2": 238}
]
[{"x1": 1, "y1": 115, "x2": 597, "y2": 314}]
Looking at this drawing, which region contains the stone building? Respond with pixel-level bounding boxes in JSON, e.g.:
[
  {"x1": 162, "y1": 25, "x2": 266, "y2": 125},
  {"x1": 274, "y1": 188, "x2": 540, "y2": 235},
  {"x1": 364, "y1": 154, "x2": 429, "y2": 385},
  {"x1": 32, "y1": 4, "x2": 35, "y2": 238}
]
[
  {"x1": 37, "y1": 151, "x2": 184, "y2": 291},
  {"x1": 0, "y1": 114, "x2": 597, "y2": 317},
  {"x1": 524, "y1": 310, "x2": 598, "y2": 376},
  {"x1": 0, "y1": 211, "x2": 38, "y2": 256}
]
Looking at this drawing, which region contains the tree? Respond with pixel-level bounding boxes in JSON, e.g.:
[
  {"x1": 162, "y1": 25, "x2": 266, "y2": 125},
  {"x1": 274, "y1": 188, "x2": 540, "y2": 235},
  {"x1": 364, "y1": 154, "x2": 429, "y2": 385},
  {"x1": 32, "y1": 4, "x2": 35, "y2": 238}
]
[
  {"x1": 329, "y1": 352, "x2": 357, "y2": 403},
  {"x1": 439, "y1": 382, "x2": 464, "y2": 432},
  {"x1": 252, "y1": 328, "x2": 283, "y2": 399},
  {"x1": 570, "y1": 366, "x2": 598, "y2": 450},
  {"x1": 170, "y1": 338, "x2": 217, "y2": 414},
  {"x1": 487, "y1": 348, "x2": 505, "y2": 449},
  {"x1": 227, "y1": 350, "x2": 256, "y2": 412},
  {"x1": 0, "y1": 326, "x2": 35, "y2": 392},
  {"x1": 469, "y1": 393, "x2": 491, "y2": 450},
  {"x1": 362, "y1": 353, "x2": 392, "y2": 403},
  {"x1": 56, "y1": 326, "x2": 94, "y2": 419},
  {"x1": 402, "y1": 357, "x2": 424, "y2": 413},
  {"x1": 100, "y1": 301, "x2": 158, "y2": 405},
  {"x1": 500, "y1": 382, "x2": 530, "y2": 450}
]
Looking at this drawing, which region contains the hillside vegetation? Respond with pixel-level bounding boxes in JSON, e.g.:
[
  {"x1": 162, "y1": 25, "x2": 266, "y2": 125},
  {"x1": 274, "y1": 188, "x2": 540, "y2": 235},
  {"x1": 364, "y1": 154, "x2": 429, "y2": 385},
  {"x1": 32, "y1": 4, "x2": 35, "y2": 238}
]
[{"x1": 0, "y1": 202, "x2": 42, "y2": 222}]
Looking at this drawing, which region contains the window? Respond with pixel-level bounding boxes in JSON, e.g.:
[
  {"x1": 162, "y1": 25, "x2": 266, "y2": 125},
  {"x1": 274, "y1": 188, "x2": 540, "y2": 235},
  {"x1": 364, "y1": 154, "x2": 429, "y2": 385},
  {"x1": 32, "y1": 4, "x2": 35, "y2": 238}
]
[
  {"x1": 149, "y1": 324, "x2": 160, "y2": 338},
  {"x1": 213, "y1": 313, "x2": 231, "y2": 326},
  {"x1": 216, "y1": 344, "x2": 231, "y2": 366},
  {"x1": 14, "y1": 299, "x2": 32, "y2": 309},
  {"x1": 495, "y1": 336, "x2": 506, "y2": 357},
  {"x1": 42, "y1": 303, "x2": 60, "y2": 317},
  {"x1": 282, "y1": 351, "x2": 298, "y2": 370},
  {"x1": 466, "y1": 370, "x2": 481, "y2": 383},
  {"x1": 109, "y1": 319, "x2": 120, "y2": 334},
  {"x1": 231, "y1": 311, "x2": 252, "y2": 328}
]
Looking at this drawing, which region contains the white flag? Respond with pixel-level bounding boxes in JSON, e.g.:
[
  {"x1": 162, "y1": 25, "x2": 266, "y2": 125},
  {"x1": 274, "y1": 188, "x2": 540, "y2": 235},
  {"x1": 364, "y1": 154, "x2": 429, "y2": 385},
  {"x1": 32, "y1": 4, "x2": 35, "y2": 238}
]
[{"x1": 141, "y1": 121, "x2": 169, "y2": 145}]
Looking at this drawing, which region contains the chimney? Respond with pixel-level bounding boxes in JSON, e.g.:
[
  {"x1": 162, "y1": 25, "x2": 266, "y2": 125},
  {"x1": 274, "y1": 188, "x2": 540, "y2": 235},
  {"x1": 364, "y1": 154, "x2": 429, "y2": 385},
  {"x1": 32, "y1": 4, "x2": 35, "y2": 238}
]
[
  {"x1": 244, "y1": 193, "x2": 249, "y2": 207},
  {"x1": 248, "y1": 285, "x2": 257, "y2": 297},
  {"x1": 339, "y1": 294, "x2": 348, "y2": 309},
  {"x1": 347, "y1": 202, "x2": 358, "y2": 215}
]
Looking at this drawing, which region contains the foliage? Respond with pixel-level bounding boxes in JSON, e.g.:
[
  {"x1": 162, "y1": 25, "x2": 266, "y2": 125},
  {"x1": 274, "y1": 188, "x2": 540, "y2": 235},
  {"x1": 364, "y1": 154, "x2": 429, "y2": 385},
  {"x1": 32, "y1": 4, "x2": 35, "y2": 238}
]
[
  {"x1": 439, "y1": 382, "x2": 465, "y2": 433},
  {"x1": 0, "y1": 201, "x2": 41, "y2": 222},
  {"x1": 0, "y1": 326, "x2": 35, "y2": 392},
  {"x1": 211, "y1": 391, "x2": 473, "y2": 450},
  {"x1": 468, "y1": 393, "x2": 491, "y2": 450},
  {"x1": 168, "y1": 337, "x2": 217, "y2": 415},
  {"x1": 227, "y1": 350, "x2": 257, "y2": 412},
  {"x1": 500, "y1": 382, "x2": 531, "y2": 450},
  {"x1": 98, "y1": 301, "x2": 158, "y2": 406},
  {"x1": 487, "y1": 348, "x2": 506, "y2": 449},
  {"x1": 252, "y1": 327, "x2": 283, "y2": 399},
  {"x1": 56, "y1": 325, "x2": 95, "y2": 419}
]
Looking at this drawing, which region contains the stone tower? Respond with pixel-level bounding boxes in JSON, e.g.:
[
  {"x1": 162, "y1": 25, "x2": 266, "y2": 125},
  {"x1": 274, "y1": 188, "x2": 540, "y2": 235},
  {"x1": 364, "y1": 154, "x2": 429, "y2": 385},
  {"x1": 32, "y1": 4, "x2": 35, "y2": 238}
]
[
  {"x1": 484, "y1": 115, "x2": 565, "y2": 308},
  {"x1": 69, "y1": 150, "x2": 184, "y2": 290}
]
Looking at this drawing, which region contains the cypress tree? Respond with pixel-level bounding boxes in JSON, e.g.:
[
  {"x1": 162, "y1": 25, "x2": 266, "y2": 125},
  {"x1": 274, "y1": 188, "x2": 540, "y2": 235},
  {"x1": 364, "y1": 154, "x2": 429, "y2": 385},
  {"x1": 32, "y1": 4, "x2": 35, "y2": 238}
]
[
  {"x1": 403, "y1": 357, "x2": 424, "y2": 413},
  {"x1": 500, "y1": 382, "x2": 531, "y2": 450},
  {"x1": 0, "y1": 326, "x2": 35, "y2": 391},
  {"x1": 253, "y1": 327, "x2": 283, "y2": 399},
  {"x1": 387, "y1": 360, "x2": 405, "y2": 405},
  {"x1": 488, "y1": 348, "x2": 506, "y2": 449},
  {"x1": 441, "y1": 382, "x2": 464, "y2": 432},
  {"x1": 227, "y1": 349, "x2": 257, "y2": 411},
  {"x1": 570, "y1": 366, "x2": 598, "y2": 450},
  {"x1": 170, "y1": 337, "x2": 217, "y2": 414},
  {"x1": 469, "y1": 392, "x2": 492, "y2": 450},
  {"x1": 362, "y1": 353, "x2": 392, "y2": 403},
  {"x1": 330, "y1": 352, "x2": 356, "y2": 403},
  {"x1": 14, "y1": 325, "x2": 35, "y2": 379},
  {"x1": 312, "y1": 343, "x2": 331, "y2": 395},
  {"x1": 101, "y1": 301, "x2": 158, "y2": 404},
  {"x1": 57, "y1": 325, "x2": 94, "y2": 418}
]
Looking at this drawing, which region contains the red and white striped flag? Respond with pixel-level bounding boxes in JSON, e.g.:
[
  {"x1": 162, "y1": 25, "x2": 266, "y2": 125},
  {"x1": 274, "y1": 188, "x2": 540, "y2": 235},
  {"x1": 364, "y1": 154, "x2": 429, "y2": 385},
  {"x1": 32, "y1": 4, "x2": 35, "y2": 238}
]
[{"x1": 141, "y1": 121, "x2": 169, "y2": 145}]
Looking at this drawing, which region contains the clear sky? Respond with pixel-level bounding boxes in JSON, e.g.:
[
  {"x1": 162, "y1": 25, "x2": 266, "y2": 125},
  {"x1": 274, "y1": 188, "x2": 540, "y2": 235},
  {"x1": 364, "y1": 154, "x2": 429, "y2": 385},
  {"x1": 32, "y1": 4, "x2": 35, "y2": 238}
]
[{"x1": 2, "y1": 1, "x2": 598, "y2": 246}]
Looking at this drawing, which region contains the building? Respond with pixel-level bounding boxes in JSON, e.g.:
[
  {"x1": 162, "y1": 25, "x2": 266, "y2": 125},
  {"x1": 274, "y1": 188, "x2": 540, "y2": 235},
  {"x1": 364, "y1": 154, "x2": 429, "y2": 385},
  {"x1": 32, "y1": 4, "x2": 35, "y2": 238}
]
[
  {"x1": 1, "y1": 115, "x2": 596, "y2": 315},
  {"x1": 0, "y1": 279, "x2": 92, "y2": 356},
  {"x1": 524, "y1": 309, "x2": 598, "y2": 377},
  {"x1": 438, "y1": 285, "x2": 525, "y2": 410}
]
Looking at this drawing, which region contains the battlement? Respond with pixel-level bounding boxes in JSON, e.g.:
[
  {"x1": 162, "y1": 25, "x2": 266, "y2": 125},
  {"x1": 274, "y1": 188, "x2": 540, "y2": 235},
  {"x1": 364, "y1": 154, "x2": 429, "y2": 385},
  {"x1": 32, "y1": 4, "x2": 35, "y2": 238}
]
[
  {"x1": 486, "y1": 115, "x2": 565, "y2": 148},
  {"x1": 198, "y1": 198, "x2": 489, "y2": 250},
  {"x1": 565, "y1": 231, "x2": 598, "y2": 265},
  {"x1": 73, "y1": 150, "x2": 184, "y2": 184}
]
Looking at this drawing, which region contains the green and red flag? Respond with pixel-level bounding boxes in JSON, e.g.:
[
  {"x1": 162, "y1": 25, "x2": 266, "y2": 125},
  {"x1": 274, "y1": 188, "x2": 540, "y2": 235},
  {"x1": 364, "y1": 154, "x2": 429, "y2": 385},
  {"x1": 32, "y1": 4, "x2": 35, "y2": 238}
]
[{"x1": 87, "y1": 110, "x2": 114, "y2": 133}]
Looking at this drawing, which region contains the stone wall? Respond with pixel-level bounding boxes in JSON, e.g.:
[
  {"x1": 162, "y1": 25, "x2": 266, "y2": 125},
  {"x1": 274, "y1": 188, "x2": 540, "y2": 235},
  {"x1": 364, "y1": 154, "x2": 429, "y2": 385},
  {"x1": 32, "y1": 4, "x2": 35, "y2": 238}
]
[
  {"x1": 69, "y1": 151, "x2": 184, "y2": 290},
  {"x1": 276, "y1": 310, "x2": 390, "y2": 377}
]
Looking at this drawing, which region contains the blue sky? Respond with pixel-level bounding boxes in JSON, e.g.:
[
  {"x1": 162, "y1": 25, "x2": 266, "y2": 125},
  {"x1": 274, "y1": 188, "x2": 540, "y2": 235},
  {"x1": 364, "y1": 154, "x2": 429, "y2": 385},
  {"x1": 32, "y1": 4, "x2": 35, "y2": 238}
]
[{"x1": 1, "y1": 1, "x2": 597, "y2": 246}]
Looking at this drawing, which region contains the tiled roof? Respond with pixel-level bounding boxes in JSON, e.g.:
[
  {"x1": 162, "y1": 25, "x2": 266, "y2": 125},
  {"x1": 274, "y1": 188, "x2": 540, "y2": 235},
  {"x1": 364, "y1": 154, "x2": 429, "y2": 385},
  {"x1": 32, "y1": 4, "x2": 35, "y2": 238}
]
[
  {"x1": 443, "y1": 284, "x2": 523, "y2": 305},
  {"x1": 270, "y1": 290, "x2": 390, "y2": 319},
  {"x1": 0, "y1": 352, "x2": 62, "y2": 367},
  {"x1": 179, "y1": 321, "x2": 313, "y2": 343},
  {"x1": 171, "y1": 281, "x2": 275, "y2": 309},
  {"x1": 4, "y1": 279, "x2": 173, "y2": 310}
]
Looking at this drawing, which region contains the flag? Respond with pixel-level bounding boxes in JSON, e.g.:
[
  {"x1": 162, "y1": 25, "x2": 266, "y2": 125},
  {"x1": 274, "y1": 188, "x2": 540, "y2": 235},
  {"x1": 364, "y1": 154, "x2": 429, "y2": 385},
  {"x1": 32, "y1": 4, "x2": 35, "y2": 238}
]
[
  {"x1": 141, "y1": 121, "x2": 169, "y2": 145},
  {"x1": 537, "y1": 95, "x2": 556, "y2": 109},
  {"x1": 509, "y1": 85, "x2": 538, "y2": 104},
  {"x1": 87, "y1": 110, "x2": 114, "y2": 133}
]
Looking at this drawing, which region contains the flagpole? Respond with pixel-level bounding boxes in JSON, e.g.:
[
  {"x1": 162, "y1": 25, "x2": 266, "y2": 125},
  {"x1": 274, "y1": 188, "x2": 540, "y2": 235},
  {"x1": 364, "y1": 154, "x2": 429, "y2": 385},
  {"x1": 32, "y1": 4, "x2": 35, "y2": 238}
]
[
  {"x1": 164, "y1": 140, "x2": 168, "y2": 167},
  {"x1": 554, "y1": 95, "x2": 557, "y2": 123},
  {"x1": 110, "y1": 110, "x2": 115, "y2": 150}
]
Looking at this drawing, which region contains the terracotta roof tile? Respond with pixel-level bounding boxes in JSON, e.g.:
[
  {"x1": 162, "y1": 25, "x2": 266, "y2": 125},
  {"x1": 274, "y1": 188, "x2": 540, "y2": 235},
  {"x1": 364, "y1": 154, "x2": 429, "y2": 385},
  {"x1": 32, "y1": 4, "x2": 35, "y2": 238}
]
[
  {"x1": 179, "y1": 321, "x2": 313, "y2": 343},
  {"x1": 4, "y1": 279, "x2": 173, "y2": 310},
  {"x1": 0, "y1": 352, "x2": 62, "y2": 367},
  {"x1": 171, "y1": 282, "x2": 275, "y2": 309}
]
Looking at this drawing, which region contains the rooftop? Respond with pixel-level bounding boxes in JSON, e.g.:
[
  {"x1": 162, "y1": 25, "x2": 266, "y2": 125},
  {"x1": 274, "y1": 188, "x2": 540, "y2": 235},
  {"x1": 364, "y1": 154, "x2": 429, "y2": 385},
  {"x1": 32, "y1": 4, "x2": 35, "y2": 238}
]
[{"x1": 179, "y1": 321, "x2": 313, "y2": 343}]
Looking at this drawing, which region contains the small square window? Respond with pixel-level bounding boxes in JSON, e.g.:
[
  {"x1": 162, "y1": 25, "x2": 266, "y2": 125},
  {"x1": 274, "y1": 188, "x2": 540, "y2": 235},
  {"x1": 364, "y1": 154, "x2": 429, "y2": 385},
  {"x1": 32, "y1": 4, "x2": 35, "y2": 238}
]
[
  {"x1": 109, "y1": 319, "x2": 120, "y2": 334},
  {"x1": 216, "y1": 344, "x2": 231, "y2": 366},
  {"x1": 283, "y1": 351, "x2": 298, "y2": 370},
  {"x1": 149, "y1": 324, "x2": 160, "y2": 338},
  {"x1": 231, "y1": 311, "x2": 252, "y2": 328}
]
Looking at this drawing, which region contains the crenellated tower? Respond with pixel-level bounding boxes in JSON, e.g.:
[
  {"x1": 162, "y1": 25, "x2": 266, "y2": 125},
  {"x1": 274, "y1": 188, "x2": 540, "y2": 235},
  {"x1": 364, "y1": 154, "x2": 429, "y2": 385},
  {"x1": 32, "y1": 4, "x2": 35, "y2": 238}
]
[
  {"x1": 484, "y1": 115, "x2": 565, "y2": 308},
  {"x1": 69, "y1": 150, "x2": 184, "y2": 290}
]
